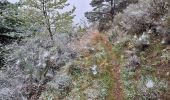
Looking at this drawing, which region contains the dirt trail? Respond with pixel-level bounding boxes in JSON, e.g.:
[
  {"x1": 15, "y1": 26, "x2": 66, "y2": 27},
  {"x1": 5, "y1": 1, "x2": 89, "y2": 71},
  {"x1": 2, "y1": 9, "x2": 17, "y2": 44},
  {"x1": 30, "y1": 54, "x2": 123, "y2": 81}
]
[
  {"x1": 72, "y1": 31, "x2": 124, "y2": 100},
  {"x1": 92, "y1": 32, "x2": 123, "y2": 100}
]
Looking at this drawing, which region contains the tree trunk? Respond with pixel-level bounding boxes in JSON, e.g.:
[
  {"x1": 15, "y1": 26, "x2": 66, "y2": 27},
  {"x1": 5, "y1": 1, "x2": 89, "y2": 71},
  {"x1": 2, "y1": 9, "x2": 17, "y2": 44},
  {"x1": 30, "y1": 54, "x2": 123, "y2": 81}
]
[
  {"x1": 42, "y1": 0, "x2": 53, "y2": 40},
  {"x1": 110, "y1": 0, "x2": 115, "y2": 21}
]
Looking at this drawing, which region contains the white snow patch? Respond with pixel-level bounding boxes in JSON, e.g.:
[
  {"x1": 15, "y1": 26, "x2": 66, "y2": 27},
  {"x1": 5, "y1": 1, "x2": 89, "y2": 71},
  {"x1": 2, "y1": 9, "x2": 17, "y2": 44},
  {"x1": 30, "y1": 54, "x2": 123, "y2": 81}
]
[
  {"x1": 161, "y1": 39, "x2": 166, "y2": 44},
  {"x1": 146, "y1": 80, "x2": 154, "y2": 88},
  {"x1": 16, "y1": 60, "x2": 20, "y2": 65},
  {"x1": 43, "y1": 51, "x2": 50, "y2": 58},
  {"x1": 50, "y1": 56, "x2": 55, "y2": 61},
  {"x1": 91, "y1": 65, "x2": 98, "y2": 75}
]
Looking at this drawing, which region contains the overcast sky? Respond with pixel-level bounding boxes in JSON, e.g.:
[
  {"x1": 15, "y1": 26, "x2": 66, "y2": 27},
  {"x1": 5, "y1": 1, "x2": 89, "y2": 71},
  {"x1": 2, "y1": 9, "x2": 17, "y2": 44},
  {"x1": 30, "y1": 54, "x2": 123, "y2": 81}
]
[{"x1": 8, "y1": 0, "x2": 92, "y2": 24}]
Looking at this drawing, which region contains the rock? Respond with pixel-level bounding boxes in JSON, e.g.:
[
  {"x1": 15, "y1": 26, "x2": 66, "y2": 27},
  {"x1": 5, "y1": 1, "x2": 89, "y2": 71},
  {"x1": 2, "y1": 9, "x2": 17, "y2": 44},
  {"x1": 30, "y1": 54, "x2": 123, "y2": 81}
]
[
  {"x1": 50, "y1": 56, "x2": 55, "y2": 61},
  {"x1": 139, "y1": 32, "x2": 150, "y2": 45},
  {"x1": 16, "y1": 60, "x2": 21, "y2": 66},
  {"x1": 147, "y1": 29, "x2": 153, "y2": 34},
  {"x1": 146, "y1": 80, "x2": 154, "y2": 88},
  {"x1": 90, "y1": 65, "x2": 98, "y2": 75},
  {"x1": 135, "y1": 32, "x2": 150, "y2": 51},
  {"x1": 161, "y1": 32, "x2": 170, "y2": 45},
  {"x1": 88, "y1": 47, "x2": 95, "y2": 54},
  {"x1": 128, "y1": 53, "x2": 140, "y2": 69},
  {"x1": 155, "y1": 26, "x2": 166, "y2": 35}
]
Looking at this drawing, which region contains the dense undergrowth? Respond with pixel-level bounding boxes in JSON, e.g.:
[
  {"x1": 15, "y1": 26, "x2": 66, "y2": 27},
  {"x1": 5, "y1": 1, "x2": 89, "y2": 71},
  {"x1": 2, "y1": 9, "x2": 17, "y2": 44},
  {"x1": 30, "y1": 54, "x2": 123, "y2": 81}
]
[
  {"x1": 1, "y1": 0, "x2": 170, "y2": 100},
  {"x1": 117, "y1": 34, "x2": 170, "y2": 99}
]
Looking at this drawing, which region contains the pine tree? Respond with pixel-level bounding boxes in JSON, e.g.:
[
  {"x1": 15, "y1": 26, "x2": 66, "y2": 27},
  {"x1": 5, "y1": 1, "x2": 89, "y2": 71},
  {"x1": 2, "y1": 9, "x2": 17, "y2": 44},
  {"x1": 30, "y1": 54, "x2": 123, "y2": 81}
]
[
  {"x1": 85, "y1": 0, "x2": 138, "y2": 31},
  {"x1": 0, "y1": 0, "x2": 24, "y2": 67},
  {"x1": 20, "y1": 0, "x2": 75, "y2": 40},
  {"x1": 0, "y1": 0, "x2": 24, "y2": 44}
]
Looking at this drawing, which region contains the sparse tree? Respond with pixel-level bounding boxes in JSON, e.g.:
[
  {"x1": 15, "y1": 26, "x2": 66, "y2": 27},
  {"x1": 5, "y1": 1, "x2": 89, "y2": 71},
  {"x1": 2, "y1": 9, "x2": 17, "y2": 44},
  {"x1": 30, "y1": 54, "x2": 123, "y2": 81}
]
[{"x1": 20, "y1": 0, "x2": 75, "y2": 40}]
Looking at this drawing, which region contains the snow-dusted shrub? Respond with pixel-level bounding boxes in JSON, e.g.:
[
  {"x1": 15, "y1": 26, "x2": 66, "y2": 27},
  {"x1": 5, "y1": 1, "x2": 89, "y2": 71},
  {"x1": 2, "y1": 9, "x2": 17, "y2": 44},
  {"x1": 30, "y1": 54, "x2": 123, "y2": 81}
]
[
  {"x1": 5, "y1": 33, "x2": 76, "y2": 79},
  {"x1": 40, "y1": 74, "x2": 73, "y2": 99},
  {"x1": 114, "y1": 0, "x2": 169, "y2": 34},
  {"x1": 2, "y1": 33, "x2": 77, "y2": 99},
  {"x1": 148, "y1": 0, "x2": 169, "y2": 19}
]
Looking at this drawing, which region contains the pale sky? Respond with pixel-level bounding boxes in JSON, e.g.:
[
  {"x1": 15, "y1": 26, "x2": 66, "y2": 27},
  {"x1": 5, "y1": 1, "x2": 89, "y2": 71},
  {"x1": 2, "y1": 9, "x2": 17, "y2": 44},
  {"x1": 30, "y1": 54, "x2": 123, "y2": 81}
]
[{"x1": 8, "y1": 0, "x2": 92, "y2": 24}]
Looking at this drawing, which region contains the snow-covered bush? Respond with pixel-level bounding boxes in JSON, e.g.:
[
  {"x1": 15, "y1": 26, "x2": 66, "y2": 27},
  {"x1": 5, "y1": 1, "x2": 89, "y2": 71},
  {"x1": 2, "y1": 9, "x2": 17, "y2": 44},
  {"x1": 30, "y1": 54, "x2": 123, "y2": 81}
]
[
  {"x1": 114, "y1": 0, "x2": 169, "y2": 34},
  {"x1": 39, "y1": 74, "x2": 73, "y2": 99},
  {"x1": 6, "y1": 34, "x2": 75, "y2": 76},
  {"x1": 2, "y1": 33, "x2": 77, "y2": 99}
]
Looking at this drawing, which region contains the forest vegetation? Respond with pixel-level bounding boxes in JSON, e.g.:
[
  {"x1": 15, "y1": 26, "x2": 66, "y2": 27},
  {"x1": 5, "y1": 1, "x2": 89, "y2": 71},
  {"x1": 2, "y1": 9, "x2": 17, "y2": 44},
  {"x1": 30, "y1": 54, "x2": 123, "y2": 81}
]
[{"x1": 0, "y1": 0, "x2": 170, "y2": 100}]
